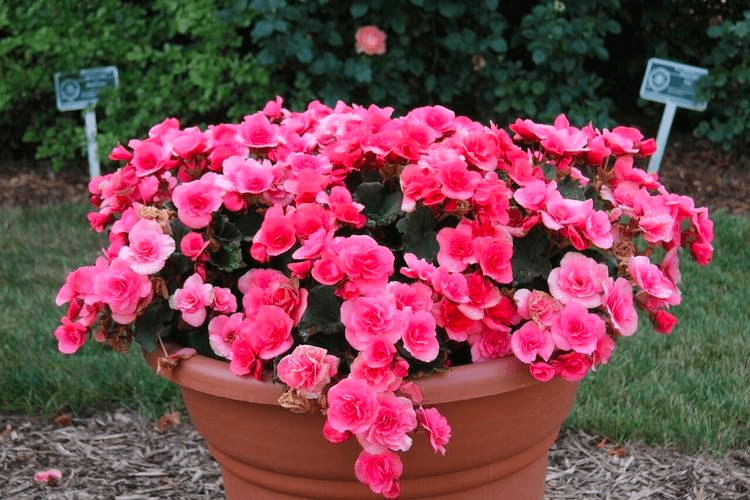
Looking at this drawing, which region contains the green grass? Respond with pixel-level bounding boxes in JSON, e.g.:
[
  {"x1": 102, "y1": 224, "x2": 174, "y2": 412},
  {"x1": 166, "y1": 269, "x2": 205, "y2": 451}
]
[
  {"x1": 1, "y1": 203, "x2": 748, "y2": 454},
  {"x1": 0, "y1": 203, "x2": 181, "y2": 418}
]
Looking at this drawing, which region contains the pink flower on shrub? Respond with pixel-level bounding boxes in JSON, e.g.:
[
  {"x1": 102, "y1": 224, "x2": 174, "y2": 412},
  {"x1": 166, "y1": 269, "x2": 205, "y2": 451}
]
[
  {"x1": 584, "y1": 210, "x2": 614, "y2": 249},
  {"x1": 473, "y1": 231, "x2": 514, "y2": 284},
  {"x1": 514, "y1": 179, "x2": 556, "y2": 211},
  {"x1": 551, "y1": 302, "x2": 605, "y2": 355},
  {"x1": 130, "y1": 139, "x2": 170, "y2": 177},
  {"x1": 211, "y1": 287, "x2": 237, "y2": 314},
  {"x1": 529, "y1": 361, "x2": 556, "y2": 382},
  {"x1": 386, "y1": 281, "x2": 433, "y2": 313},
  {"x1": 222, "y1": 156, "x2": 275, "y2": 194},
  {"x1": 169, "y1": 273, "x2": 214, "y2": 327},
  {"x1": 654, "y1": 310, "x2": 678, "y2": 334},
  {"x1": 354, "y1": 450, "x2": 402, "y2": 499},
  {"x1": 94, "y1": 258, "x2": 153, "y2": 324},
  {"x1": 541, "y1": 192, "x2": 593, "y2": 230},
  {"x1": 602, "y1": 278, "x2": 638, "y2": 336},
  {"x1": 229, "y1": 335, "x2": 263, "y2": 378},
  {"x1": 277, "y1": 345, "x2": 339, "y2": 398},
  {"x1": 628, "y1": 256, "x2": 679, "y2": 302},
  {"x1": 237, "y1": 112, "x2": 282, "y2": 148},
  {"x1": 554, "y1": 352, "x2": 593, "y2": 382},
  {"x1": 548, "y1": 252, "x2": 608, "y2": 308},
  {"x1": 363, "y1": 393, "x2": 418, "y2": 453},
  {"x1": 341, "y1": 292, "x2": 402, "y2": 351},
  {"x1": 180, "y1": 232, "x2": 209, "y2": 261},
  {"x1": 333, "y1": 235, "x2": 394, "y2": 292},
  {"x1": 118, "y1": 219, "x2": 175, "y2": 275},
  {"x1": 54, "y1": 317, "x2": 88, "y2": 354},
  {"x1": 431, "y1": 148, "x2": 482, "y2": 200},
  {"x1": 355, "y1": 26, "x2": 387, "y2": 56},
  {"x1": 208, "y1": 313, "x2": 247, "y2": 359},
  {"x1": 436, "y1": 219, "x2": 476, "y2": 272},
  {"x1": 435, "y1": 299, "x2": 482, "y2": 341},
  {"x1": 240, "y1": 268, "x2": 308, "y2": 323},
  {"x1": 350, "y1": 354, "x2": 407, "y2": 393},
  {"x1": 327, "y1": 378, "x2": 380, "y2": 434},
  {"x1": 252, "y1": 205, "x2": 297, "y2": 259},
  {"x1": 402, "y1": 310, "x2": 439, "y2": 362},
  {"x1": 248, "y1": 305, "x2": 294, "y2": 359},
  {"x1": 469, "y1": 326, "x2": 512, "y2": 363},
  {"x1": 172, "y1": 174, "x2": 226, "y2": 229},
  {"x1": 511, "y1": 321, "x2": 554, "y2": 364},
  {"x1": 514, "y1": 289, "x2": 561, "y2": 326},
  {"x1": 416, "y1": 407, "x2": 452, "y2": 456},
  {"x1": 362, "y1": 339, "x2": 397, "y2": 368}
]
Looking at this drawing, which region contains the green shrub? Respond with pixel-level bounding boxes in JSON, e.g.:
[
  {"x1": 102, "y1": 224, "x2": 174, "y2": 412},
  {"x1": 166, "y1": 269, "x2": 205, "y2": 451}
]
[
  {"x1": 0, "y1": 0, "x2": 271, "y2": 171},
  {"x1": 694, "y1": 10, "x2": 750, "y2": 151},
  {"x1": 241, "y1": 0, "x2": 620, "y2": 125}
]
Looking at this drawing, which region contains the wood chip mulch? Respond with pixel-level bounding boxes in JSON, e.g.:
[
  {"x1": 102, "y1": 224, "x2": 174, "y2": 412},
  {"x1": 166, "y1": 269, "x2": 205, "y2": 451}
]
[{"x1": 1, "y1": 409, "x2": 748, "y2": 499}]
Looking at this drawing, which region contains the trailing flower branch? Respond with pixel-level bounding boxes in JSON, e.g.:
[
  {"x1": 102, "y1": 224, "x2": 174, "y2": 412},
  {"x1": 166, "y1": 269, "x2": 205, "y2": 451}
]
[{"x1": 55, "y1": 98, "x2": 713, "y2": 498}]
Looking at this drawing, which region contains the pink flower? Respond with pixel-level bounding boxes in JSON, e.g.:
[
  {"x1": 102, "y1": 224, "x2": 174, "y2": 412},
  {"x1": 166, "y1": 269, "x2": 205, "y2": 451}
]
[
  {"x1": 94, "y1": 258, "x2": 153, "y2": 324},
  {"x1": 208, "y1": 313, "x2": 247, "y2": 359},
  {"x1": 638, "y1": 208, "x2": 675, "y2": 244},
  {"x1": 548, "y1": 252, "x2": 608, "y2": 308},
  {"x1": 118, "y1": 219, "x2": 175, "y2": 275},
  {"x1": 34, "y1": 469, "x2": 63, "y2": 486},
  {"x1": 551, "y1": 302, "x2": 605, "y2": 355},
  {"x1": 341, "y1": 292, "x2": 402, "y2": 351},
  {"x1": 469, "y1": 326, "x2": 512, "y2": 363},
  {"x1": 654, "y1": 310, "x2": 678, "y2": 334},
  {"x1": 541, "y1": 192, "x2": 593, "y2": 230},
  {"x1": 436, "y1": 219, "x2": 476, "y2": 272},
  {"x1": 602, "y1": 278, "x2": 638, "y2": 336},
  {"x1": 131, "y1": 139, "x2": 170, "y2": 177},
  {"x1": 172, "y1": 174, "x2": 225, "y2": 229},
  {"x1": 355, "y1": 26, "x2": 387, "y2": 56},
  {"x1": 237, "y1": 112, "x2": 282, "y2": 148},
  {"x1": 222, "y1": 156, "x2": 275, "y2": 194},
  {"x1": 483, "y1": 295, "x2": 521, "y2": 329},
  {"x1": 386, "y1": 281, "x2": 433, "y2": 313},
  {"x1": 350, "y1": 355, "x2": 406, "y2": 392},
  {"x1": 364, "y1": 393, "x2": 417, "y2": 453},
  {"x1": 514, "y1": 180, "x2": 556, "y2": 211},
  {"x1": 690, "y1": 240, "x2": 713, "y2": 266},
  {"x1": 354, "y1": 450, "x2": 402, "y2": 499},
  {"x1": 326, "y1": 378, "x2": 380, "y2": 434},
  {"x1": 252, "y1": 205, "x2": 297, "y2": 258},
  {"x1": 416, "y1": 406, "x2": 452, "y2": 456},
  {"x1": 432, "y1": 148, "x2": 481, "y2": 200},
  {"x1": 277, "y1": 345, "x2": 339, "y2": 398},
  {"x1": 54, "y1": 317, "x2": 88, "y2": 354},
  {"x1": 169, "y1": 273, "x2": 214, "y2": 327},
  {"x1": 514, "y1": 289, "x2": 561, "y2": 326},
  {"x1": 402, "y1": 310, "x2": 439, "y2": 362},
  {"x1": 248, "y1": 305, "x2": 294, "y2": 359},
  {"x1": 240, "y1": 268, "x2": 308, "y2": 323},
  {"x1": 511, "y1": 321, "x2": 554, "y2": 363},
  {"x1": 473, "y1": 230, "x2": 514, "y2": 284},
  {"x1": 211, "y1": 287, "x2": 238, "y2": 314},
  {"x1": 362, "y1": 339, "x2": 396, "y2": 368},
  {"x1": 628, "y1": 256, "x2": 679, "y2": 302},
  {"x1": 584, "y1": 210, "x2": 614, "y2": 249},
  {"x1": 333, "y1": 235, "x2": 394, "y2": 292},
  {"x1": 529, "y1": 361, "x2": 556, "y2": 382},
  {"x1": 229, "y1": 335, "x2": 263, "y2": 379},
  {"x1": 435, "y1": 299, "x2": 482, "y2": 341},
  {"x1": 180, "y1": 232, "x2": 209, "y2": 261},
  {"x1": 554, "y1": 352, "x2": 592, "y2": 382}
]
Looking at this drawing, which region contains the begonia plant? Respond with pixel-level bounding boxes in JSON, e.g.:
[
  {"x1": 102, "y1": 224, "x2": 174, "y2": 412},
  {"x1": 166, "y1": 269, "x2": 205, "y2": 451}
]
[{"x1": 54, "y1": 98, "x2": 714, "y2": 498}]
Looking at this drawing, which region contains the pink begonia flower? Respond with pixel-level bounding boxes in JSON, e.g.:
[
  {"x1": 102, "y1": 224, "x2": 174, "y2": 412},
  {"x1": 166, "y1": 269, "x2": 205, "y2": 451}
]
[
  {"x1": 94, "y1": 257, "x2": 153, "y2": 324},
  {"x1": 654, "y1": 310, "x2": 678, "y2": 335},
  {"x1": 311, "y1": 255, "x2": 345, "y2": 285},
  {"x1": 638, "y1": 207, "x2": 675, "y2": 244},
  {"x1": 277, "y1": 345, "x2": 339, "y2": 398},
  {"x1": 34, "y1": 469, "x2": 63, "y2": 486},
  {"x1": 397, "y1": 381, "x2": 423, "y2": 404},
  {"x1": 229, "y1": 334, "x2": 263, "y2": 379},
  {"x1": 169, "y1": 273, "x2": 214, "y2": 327},
  {"x1": 513, "y1": 180, "x2": 557, "y2": 211},
  {"x1": 55, "y1": 259, "x2": 106, "y2": 306},
  {"x1": 323, "y1": 420, "x2": 352, "y2": 444},
  {"x1": 431, "y1": 148, "x2": 482, "y2": 200},
  {"x1": 402, "y1": 310, "x2": 439, "y2": 362},
  {"x1": 362, "y1": 339, "x2": 397, "y2": 368},
  {"x1": 594, "y1": 332, "x2": 616, "y2": 366},
  {"x1": 354, "y1": 450, "x2": 402, "y2": 499},
  {"x1": 514, "y1": 289, "x2": 561, "y2": 327},
  {"x1": 362, "y1": 393, "x2": 418, "y2": 453},
  {"x1": 541, "y1": 191, "x2": 593, "y2": 230},
  {"x1": 207, "y1": 313, "x2": 247, "y2": 359},
  {"x1": 386, "y1": 281, "x2": 433, "y2": 313},
  {"x1": 118, "y1": 219, "x2": 175, "y2": 275},
  {"x1": 292, "y1": 203, "x2": 335, "y2": 240},
  {"x1": 435, "y1": 298, "x2": 482, "y2": 341},
  {"x1": 171, "y1": 174, "x2": 227, "y2": 229},
  {"x1": 211, "y1": 287, "x2": 238, "y2": 314},
  {"x1": 548, "y1": 252, "x2": 608, "y2": 308},
  {"x1": 529, "y1": 361, "x2": 557, "y2": 382},
  {"x1": 355, "y1": 26, "x2": 387, "y2": 56},
  {"x1": 130, "y1": 139, "x2": 171, "y2": 177},
  {"x1": 239, "y1": 268, "x2": 308, "y2": 324},
  {"x1": 327, "y1": 378, "x2": 380, "y2": 434},
  {"x1": 333, "y1": 235, "x2": 394, "y2": 293},
  {"x1": 584, "y1": 210, "x2": 614, "y2": 249},
  {"x1": 341, "y1": 292, "x2": 402, "y2": 351},
  {"x1": 222, "y1": 156, "x2": 275, "y2": 194},
  {"x1": 511, "y1": 321, "x2": 554, "y2": 364},
  {"x1": 252, "y1": 205, "x2": 297, "y2": 258},
  {"x1": 416, "y1": 407, "x2": 452, "y2": 456},
  {"x1": 551, "y1": 302, "x2": 606, "y2": 355},
  {"x1": 350, "y1": 354, "x2": 408, "y2": 393},
  {"x1": 237, "y1": 112, "x2": 282, "y2": 148},
  {"x1": 400, "y1": 253, "x2": 436, "y2": 281},
  {"x1": 430, "y1": 268, "x2": 469, "y2": 304},
  {"x1": 473, "y1": 230, "x2": 514, "y2": 284},
  {"x1": 320, "y1": 186, "x2": 367, "y2": 228},
  {"x1": 172, "y1": 126, "x2": 207, "y2": 159},
  {"x1": 483, "y1": 295, "x2": 521, "y2": 329},
  {"x1": 554, "y1": 352, "x2": 593, "y2": 382},
  {"x1": 690, "y1": 240, "x2": 713, "y2": 266},
  {"x1": 435, "y1": 219, "x2": 476, "y2": 272},
  {"x1": 628, "y1": 256, "x2": 679, "y2": 302},
  {"x1": 399, "y1": 164, "x2": 440, "y2": 211},
  {"x1": 602, "y1": 278, "x2": 638, "y2": 336},
  {"x1": 469, "y1": 326, "x2": 512, "y2": 363},
  {"x1": 54, "y1": 317, "x2": 88, "y2": 354},
  {"x1": 180, "y1": 232, "x2": 209, "y2": 261},
  {"x1": 248, "y1": 305, "x2": 294, "y2": 359}
]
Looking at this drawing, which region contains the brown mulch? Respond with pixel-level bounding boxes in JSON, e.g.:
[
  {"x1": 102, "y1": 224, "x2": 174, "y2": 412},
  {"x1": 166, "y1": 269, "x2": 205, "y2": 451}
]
[{"x1": 1, "y1": 409, "x2": 748, "y2": 500}]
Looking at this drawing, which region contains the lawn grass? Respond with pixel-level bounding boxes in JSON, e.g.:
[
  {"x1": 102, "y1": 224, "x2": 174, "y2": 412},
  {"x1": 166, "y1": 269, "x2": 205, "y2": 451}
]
[{"x1": 0, "y1": 203, "x2": 748, "y2": 454}]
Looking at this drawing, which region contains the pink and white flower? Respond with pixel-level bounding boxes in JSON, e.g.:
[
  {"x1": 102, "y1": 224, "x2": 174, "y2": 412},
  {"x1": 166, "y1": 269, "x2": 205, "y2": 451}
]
[{"x1": 169, "y1": 273, "x2": 214, "y2": 327}]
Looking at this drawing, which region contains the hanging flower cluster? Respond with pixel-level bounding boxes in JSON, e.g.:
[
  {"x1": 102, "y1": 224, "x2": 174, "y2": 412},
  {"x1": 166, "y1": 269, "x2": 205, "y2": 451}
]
[{"x1": 55, "y1": 98, "x2": 713, "y2": 498}]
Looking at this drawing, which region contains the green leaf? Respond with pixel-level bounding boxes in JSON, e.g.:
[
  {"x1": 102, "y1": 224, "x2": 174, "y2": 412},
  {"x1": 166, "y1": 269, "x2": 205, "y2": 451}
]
[
  {"x1": 296, "y1": 40, "x2": 314, "y2": 63},
  {"x1": 134, "y1": 298, "x2": 174, "y2": 351},
  {"x1": 489, "y1": 38, "x2": 508, "y2": 53},
  {"x1": 251, "y1": 19, "x2": 274, "y2": 39},
  {"x1": 211, "y1": 239, "x2": 244, "y2": 272},
  {"x1": 510, "y1": 228, "x2": 552, "y2": 286},
  {"x1": 297, "y1": 285, "x2": 343, "y2": 340},
  {"x1": 532, "y1": 49, "x2": 547, "y2": 65},
  {"x1": 350, "y1": 4, "x2": 369, "y2": 17},
  {"x1": 212, "y1": 213, "x2": 243, "y2": 243},
  {"x1": 354, "y1": 182, "x2": 404, "y2": 226},
  {"x1": 396, "y1": 206, "x2": 439, "y2": 261},
  {"x1": 231, "y1": 212, "x2": 263, "y2": 240},
  {"x1": 438, "y1": 1, "x2": 466, "y2": 18},
  {"x1": 486, "y1": 0, "x2": 499, "y2": 9}
]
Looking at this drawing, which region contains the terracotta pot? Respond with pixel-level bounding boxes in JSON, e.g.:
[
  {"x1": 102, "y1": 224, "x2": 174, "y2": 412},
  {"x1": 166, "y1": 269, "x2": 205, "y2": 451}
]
[{"x1": 145, "y1": 347, "x2": 577, "y2": 499}]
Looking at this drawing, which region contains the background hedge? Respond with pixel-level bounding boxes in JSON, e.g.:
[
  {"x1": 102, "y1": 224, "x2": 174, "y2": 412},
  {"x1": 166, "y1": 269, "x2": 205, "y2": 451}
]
[{"x1": 1, "y1": 0, "x2": 748, "y2": 172}]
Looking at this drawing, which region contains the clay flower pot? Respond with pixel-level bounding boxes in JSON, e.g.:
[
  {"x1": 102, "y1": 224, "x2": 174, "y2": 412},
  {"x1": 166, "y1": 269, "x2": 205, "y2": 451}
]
[{"x1": 145, "y1": 347, "x2": 578, "y2": 499}]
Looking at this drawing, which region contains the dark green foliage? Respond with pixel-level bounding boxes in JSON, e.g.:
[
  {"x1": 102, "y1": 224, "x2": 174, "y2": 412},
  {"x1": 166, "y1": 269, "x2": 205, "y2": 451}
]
[
  {"x1": 396, "y1": 205, "x2": 439, "y2": 261},
  {"x1": 298, "y1": 285, "x2": 344, "y2": 340}
]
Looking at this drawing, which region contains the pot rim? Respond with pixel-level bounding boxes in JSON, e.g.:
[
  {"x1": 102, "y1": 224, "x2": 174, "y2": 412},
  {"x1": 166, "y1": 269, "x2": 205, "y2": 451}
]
[{"x1": 144, "y1": 344, "x2": 541, "y2": 406}]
